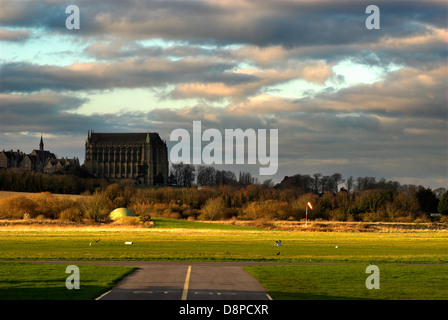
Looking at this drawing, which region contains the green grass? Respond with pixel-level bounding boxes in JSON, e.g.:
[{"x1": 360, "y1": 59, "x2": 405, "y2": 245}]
[
  {"x1": 151, "y1": 217, "x2": 257, "y2": 230},
  {"x1": 244, "y1": 264, "x2": 448, "y2": 300},
  {"x1": 0, "y1": 219, "x2": 447, "y2": 263},
  {"x1": 0, "y1": 262, "x2": 136, "y2": 300},
  {"x1": 0, "y1": 218, "x2": 447, "y2": 300}
]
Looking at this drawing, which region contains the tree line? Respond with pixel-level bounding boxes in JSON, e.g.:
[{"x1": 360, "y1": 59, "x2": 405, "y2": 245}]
[
  {"x1": 1, "y1": 165, "x2": 447, "y2": 223},
  {"x1": 168, "y1": 163, "x2": 446, "y2": 200},
  {"x1": 168, "y1": 163, "x2": 259, "y2": 187},
  {"x1": 3, "y1": 179, "x2": 447, "y2": 223},
  {"x1": 0, "y1": 167, "x2": 108, "y2": 195}
]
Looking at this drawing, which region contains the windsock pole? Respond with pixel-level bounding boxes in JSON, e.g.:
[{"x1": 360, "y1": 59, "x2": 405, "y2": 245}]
[{"x1": 305, "y1": 206, "x2": 308, "y2": 227}]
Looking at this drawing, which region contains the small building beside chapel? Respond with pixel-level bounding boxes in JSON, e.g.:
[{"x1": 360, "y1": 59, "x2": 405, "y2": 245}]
[
  {"x1": 83, "y1": 131, "x2": 168, "y2": 186},
  {"x1": 0, "y1": 135, "x2": 79, "y2": 173}
]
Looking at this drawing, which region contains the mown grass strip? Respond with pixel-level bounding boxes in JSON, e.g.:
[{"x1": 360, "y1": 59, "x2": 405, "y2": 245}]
[
  {"x1": 0, "y1": 262, "x2": 136, "y2": 300},
  {"x1": 0, "y1": 227, "x2": 447, "y2": 263},
  {"x1": 151, "y1": 217, "x2": 258, "y2": 230},
  {"x1": 244, "y1": 264, "x2": 448, "y2": 300}
]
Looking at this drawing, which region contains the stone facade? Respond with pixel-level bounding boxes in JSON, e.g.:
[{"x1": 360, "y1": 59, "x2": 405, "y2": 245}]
[
  {"x1": 0, "y1": 135, "x2": 79, "y2": 173},
  {"x1": 83, "y1": 131, "x2": 168, "y2": 186}
]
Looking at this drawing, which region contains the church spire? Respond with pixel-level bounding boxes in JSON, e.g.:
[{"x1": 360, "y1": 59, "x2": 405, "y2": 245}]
[{"x1": 39, "y1": 134, "x2": 44, "y2": 151}]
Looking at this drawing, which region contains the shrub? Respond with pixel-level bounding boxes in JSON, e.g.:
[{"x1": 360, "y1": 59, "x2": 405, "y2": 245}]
[
  {"x1": 328, "y1": 208, "x2": 348, "y2": 221},
  {"x1": 79, "y1": 192, "x2": 113, "y2": 222},
  {"x1": 113, "y1": 196, "x2": 127, "y2": 208},
  {"x1": 388, "y1": 191, "x2": 421, "y2": 220},
  {"x1": 354, "y1": 189, "x2": 390, "y2": 214},
  {"x1": 30, "y1": 192, "x2": 58, "y2": 219},
  {"x1": 105, "y1": 183, "x2": 134, "y2": 207},
  {"x1": 360, "y1": 210, "x2": 389, "y2": 222},
  {"x1": 137, "y1": 211, "x2": 152, "y2": 223},
  {"x1": 241, "y1": 200, "x2": 292, "y2": 220},
  {"x1": 60, "y1": 207, "x2": 84, "y2": 223},
  {"x1": 438, "y1": 190, "x2": 448, "y2": 215},
  {"x1": 116, "y1": 216, "x2": 140, "y2": 226},
  {"x1": 154, "y1": 203, "x2": 170, "y2": 215},
  {"x1": 0, "y1": 195, "x2": 38, "y2": 219},
  {"x1": 28, "y1": 192, "x2": 77, "y2": 219},
  {"x1": 199, "y1": 197, "x2": 226, "y2": 220},
  {"x1": 130, "y1": 203, "x2": 152, "y2": 217}
]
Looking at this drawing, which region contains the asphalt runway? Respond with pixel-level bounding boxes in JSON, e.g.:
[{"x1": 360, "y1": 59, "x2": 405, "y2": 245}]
[
  {"x1": 29, "y1": 260, "x2": 424, "y2": 301},
  {"x1": 96, "y1": 262, "x2": 272, "y2": 300}
]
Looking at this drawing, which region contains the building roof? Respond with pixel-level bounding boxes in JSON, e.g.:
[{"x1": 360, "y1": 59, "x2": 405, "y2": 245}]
[
  {"x1": 88, "y1": 132, "x2": 165, "y2": 145},
  {"x1": 1, "y1": 150, "x2": 23, "y2": 159},
  {"x1": 31, "y1": 149, "x2": 56, "y2": 160}
]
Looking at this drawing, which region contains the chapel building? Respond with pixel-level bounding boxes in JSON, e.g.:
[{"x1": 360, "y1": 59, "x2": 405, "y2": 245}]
[{"x1": 84, "y1": 131, "x2": 168, "y2": 186}]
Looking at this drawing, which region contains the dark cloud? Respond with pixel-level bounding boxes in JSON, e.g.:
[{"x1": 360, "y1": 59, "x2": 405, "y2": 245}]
[
  {"x1": 0, "y1": 92, "x2": 86, "y2": 115},
  {"x1": 0, "y1": 92, "x2": 89, "y2": 137},
  {"x1": 1, "y1": 90, "x2": 445, "y2": 186},
  {"x1": 0, "y1": 58, "x2": 247, "y2": 93},
  {"x1": 0, "y1": 92, "x2": 155, "y2": 135},
  {"x1": 1, "y1": 0, "x2": 446, "y2": 47},
  {"x1": 0, "y1": 0, "x2": 446, "y2": 187},
  {"x1": 0, "y1": 28, "x2": 31, "y2": 42}
]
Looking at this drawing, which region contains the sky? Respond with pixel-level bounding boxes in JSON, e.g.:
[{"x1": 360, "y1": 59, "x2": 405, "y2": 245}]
[{"x1": 0, "y1": 0, "x2": 447, "y2": 188}]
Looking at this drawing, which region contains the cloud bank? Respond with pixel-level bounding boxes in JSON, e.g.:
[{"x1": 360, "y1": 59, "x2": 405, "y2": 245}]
[{"x1": 0, "y1": 0, "x2": 446, "y2": 187}]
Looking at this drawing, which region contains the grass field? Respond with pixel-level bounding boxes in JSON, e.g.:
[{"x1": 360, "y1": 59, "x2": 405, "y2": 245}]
[
  {"x1": 244, "y1": 264, "x2": 448, "y2": 300},
  {"x1": 0, "y1": 191, "x2": 85, "y2": 201},
  {"x1": 0, "y1": 218, "x2": 446, "y2": 263},
  {"x1": 0, "y1": 217, "x2": 447, "y2": 300},
  {"x1": 0, "y1": 261, "x2": 136, "y2": 300}
]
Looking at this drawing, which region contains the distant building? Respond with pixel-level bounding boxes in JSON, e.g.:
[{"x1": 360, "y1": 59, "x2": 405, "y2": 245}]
[
  {"x1": 45, "y1": 158, "x2": 80, "y2": 173},
  {"x1": 83, "y1": 131, "x2": 168, "y2": 186},
  {"x1": 0, "y1": 135, "x2": 79, "y2": 173},
  {"x1": 0, "y1": 150, "x2": 23, "y2": 169}
]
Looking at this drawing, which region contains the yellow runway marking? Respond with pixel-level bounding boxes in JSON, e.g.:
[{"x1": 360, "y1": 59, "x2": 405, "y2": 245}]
[{"x1": 181, "y1": 265, "x2": 192, "y2": 300}]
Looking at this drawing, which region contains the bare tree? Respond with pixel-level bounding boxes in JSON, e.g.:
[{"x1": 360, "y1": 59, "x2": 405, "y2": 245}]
[
  {"x1": 170, "y1": 162, "x2": 196, "y2": 187},
  {"x1": 238, "y1": 171, "x2": 256, "y2": 186},
  {"x1": 312, "y1": 173, "x2": 322, "y2": 194},
  {"x1": 262, "y1": 179, "x2": 274, "y2": 188},
  {"x1": 345, "y1": 175, "x2": 354, "y2": 194},
  {"x1": 197, "y1": 165, "x2": 216, "y2": 186},
  {"x1": 331, "y1": 173, "x2": 344, "y2": 194}
]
